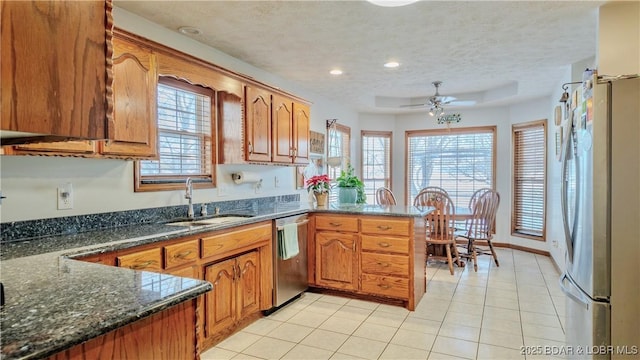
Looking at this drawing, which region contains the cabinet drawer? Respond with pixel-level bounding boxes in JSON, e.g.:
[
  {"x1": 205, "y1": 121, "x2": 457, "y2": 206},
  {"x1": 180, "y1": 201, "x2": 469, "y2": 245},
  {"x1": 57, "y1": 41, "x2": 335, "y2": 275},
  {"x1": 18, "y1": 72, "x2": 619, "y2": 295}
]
[
  {"x1": 361, "y1": 235, "x2": 408, "y2": 254},
  {"x1": 361, "y1": 274, "x2": 409, "y2": 299},
  {"x1": 201, "y1": 223, "x2": 271, "y2": 259},
  {"x1": 117, "y1": 248, "x2": 162, "y2": 271},
  {"x1": 361, "y1": 218, "x2": 410, "y2": 236},
  {"x1": 315, "y1": 215, "x2": 358, "y2": 232},
  {"x1": 164, "y1": 240, "x2": 199, "y2": 269},
  {"x1": 361, "y1": 252, "x2": 408, "y2": 276}
]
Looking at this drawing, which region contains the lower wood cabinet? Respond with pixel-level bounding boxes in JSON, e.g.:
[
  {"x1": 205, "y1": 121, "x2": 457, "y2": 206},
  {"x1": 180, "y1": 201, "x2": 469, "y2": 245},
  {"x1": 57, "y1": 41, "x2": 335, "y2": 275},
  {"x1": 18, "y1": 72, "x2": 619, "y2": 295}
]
[
  {"x1": 75, "y1": 221, "x2": 273, "y2": 355},
  {"x1": 315, "y1": 232, "x2": 358, "y2": 290},
  {"x1": 310, "y1": 214, "x2": 426, "y2": 310},
  {"x1": 47, "y1": 300, "x2": 197, "y2": 360},
  {"x1": 204, "y1": 251, "x2": 260, "y2": 337}
]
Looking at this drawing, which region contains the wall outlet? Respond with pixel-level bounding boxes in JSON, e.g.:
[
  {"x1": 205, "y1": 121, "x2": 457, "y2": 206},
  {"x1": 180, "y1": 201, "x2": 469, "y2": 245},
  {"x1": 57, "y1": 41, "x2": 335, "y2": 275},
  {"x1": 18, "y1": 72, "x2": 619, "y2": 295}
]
[
  {"x1": 274, "y1": 176, "x2": 280, "y2": 188},
  {"x1": 552, "y1": 239, "x2": 559, "y2": 248},
  {"x1": 57, "y1": 183, "x2": 73, "y2": 210},
  {"x1": 217, "y1": 185, "x2": 228, "y2": 197}
]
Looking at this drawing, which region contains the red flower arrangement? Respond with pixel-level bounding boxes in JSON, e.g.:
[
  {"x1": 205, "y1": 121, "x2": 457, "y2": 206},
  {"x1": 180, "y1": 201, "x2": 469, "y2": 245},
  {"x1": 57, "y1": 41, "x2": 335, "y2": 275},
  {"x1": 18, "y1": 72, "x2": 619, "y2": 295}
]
[{"x1": 305, "y1": 174, "x2": 331, "y2": 194}]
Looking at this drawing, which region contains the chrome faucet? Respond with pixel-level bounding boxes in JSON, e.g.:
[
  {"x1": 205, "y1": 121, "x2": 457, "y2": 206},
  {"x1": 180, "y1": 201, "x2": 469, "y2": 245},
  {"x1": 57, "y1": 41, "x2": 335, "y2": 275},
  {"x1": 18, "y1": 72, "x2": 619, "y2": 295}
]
[{"x1": 185, "y1": 177, "x2": 194, "y2": 219}]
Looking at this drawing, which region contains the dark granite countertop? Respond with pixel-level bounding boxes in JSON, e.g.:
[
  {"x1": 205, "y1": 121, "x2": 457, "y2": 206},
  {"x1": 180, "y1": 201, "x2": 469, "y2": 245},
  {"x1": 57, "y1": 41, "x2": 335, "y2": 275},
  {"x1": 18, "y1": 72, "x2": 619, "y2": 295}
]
[
  {"x1": 314, "y1": 204, "x2": 429, "y2": 217},
  {"x1": 0, "y1": 202, "x2": 426, "y2": 359}
]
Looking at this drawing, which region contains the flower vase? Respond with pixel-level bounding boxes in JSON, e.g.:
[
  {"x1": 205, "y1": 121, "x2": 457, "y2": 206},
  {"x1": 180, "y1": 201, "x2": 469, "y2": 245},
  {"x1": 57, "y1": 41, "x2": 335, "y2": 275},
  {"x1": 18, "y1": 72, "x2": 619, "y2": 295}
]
[
  {"x1": 337, "y1": 187, "x2": 357, "y2": 206},
  {"x1": 314, "y1": 192, "x2": 328, "y2": 208}
]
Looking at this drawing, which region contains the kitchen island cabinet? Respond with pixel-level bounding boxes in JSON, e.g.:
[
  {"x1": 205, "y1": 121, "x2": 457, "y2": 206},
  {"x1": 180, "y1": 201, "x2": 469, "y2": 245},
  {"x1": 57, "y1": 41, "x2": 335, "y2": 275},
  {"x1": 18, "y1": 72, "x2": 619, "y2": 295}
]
[{"x1": 309, "y1": 208, "x2": 427, "y2": 310}]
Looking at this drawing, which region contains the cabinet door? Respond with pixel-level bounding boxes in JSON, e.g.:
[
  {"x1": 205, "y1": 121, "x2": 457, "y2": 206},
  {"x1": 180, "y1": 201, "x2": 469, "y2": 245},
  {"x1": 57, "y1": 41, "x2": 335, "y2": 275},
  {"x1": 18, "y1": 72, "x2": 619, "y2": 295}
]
[
  {"x1": 204, "y1": 259, "x2": 236, "y2": 337},
  {"x1": 100, "y1": 33, "x2": 158, "y2": 159},
  {"x1": 218, "y1": 91, "x2": 244, "y2": 164},
  {"x1": 1, "y1": 0, "x2": 109, "y2": 140},
  {"x1": 292, "y1": 102, "x2": 310, "y2": 164},
  {"x1": 236, "y1": 251, "x2": 260, "y2": 319},
  {"x1": 272, "y1": 95, "x2": 293, "y2": 163},
  {"x1": 245, "y1": 86, "x2": 271, "y2": 162},
  {"x1": 315, "y1": 232, "x2": 358, "y2": 290}
]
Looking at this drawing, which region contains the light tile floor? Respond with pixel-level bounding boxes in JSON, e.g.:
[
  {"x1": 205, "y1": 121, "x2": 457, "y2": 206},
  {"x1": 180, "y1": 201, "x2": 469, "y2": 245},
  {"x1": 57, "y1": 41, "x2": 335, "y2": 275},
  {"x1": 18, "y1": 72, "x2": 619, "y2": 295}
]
[{"x1": 201, "y1": 248, "x2": 567, "y2": 360}]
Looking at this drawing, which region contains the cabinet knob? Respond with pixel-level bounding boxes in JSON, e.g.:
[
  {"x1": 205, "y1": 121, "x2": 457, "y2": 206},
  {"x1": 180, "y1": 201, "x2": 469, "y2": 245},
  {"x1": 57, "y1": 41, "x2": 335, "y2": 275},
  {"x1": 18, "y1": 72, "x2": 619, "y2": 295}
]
[
  {"x1": 329, "y1": 222, "x2": 342, "y2": 227},
  {"x1": 377, "y1": 284, "x2": 391, "y2": 290},
  {"x1": 377, "y1": 225, "x2": 391, "y2": 230},
  {"x1": 377, "y1": 262, "x2": 390, "y2": 267},
  {"x1": 378, "y1": 242, "x2": 391, "y2": 248}
]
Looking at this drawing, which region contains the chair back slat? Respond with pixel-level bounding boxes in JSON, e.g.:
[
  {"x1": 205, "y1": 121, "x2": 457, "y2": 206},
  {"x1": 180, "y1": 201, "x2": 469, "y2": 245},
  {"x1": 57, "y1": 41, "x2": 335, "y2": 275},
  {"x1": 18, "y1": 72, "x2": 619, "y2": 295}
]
[
  {"x1": 421, "y1": 191, "x2": 456, "y2": 241},
  {"x1": 375, "y1": 187, "x2": 397, "y2": 206},
  {"x1": 465, "y1": 190, "x2": 500, "y2": 240}
]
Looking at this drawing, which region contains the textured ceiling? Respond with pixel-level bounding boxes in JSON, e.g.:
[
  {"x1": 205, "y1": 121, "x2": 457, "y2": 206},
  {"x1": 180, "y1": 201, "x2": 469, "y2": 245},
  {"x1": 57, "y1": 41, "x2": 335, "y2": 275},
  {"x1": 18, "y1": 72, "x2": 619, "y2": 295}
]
[{"x1": 115, "y1": 0, "x2": 602, "y2": 114}]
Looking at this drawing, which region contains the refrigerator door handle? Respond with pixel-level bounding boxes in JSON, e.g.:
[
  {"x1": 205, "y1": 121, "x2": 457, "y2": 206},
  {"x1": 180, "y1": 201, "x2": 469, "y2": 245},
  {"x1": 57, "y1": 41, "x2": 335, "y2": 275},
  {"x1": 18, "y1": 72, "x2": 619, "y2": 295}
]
[
  {"x1": 559, "y1": 272, "x2": 589, "y2": 310},
  {"x1": 560, "y1": 131, "x2": 574, "y2": 263}
]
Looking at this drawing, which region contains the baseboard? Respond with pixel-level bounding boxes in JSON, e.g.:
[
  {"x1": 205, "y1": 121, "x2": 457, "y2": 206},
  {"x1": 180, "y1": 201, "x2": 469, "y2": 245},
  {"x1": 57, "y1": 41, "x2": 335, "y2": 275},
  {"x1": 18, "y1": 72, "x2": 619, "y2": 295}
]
[{"x1": 459, "y1": 240, "x2": 551, "y2": 257}]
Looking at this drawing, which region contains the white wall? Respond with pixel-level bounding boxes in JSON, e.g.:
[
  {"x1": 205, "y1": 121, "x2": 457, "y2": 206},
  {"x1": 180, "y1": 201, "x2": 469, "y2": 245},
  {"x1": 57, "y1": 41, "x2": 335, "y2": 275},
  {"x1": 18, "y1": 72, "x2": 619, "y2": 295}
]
[{"x1": 0, "y1": 8, "x2": 357, "y2": 223}]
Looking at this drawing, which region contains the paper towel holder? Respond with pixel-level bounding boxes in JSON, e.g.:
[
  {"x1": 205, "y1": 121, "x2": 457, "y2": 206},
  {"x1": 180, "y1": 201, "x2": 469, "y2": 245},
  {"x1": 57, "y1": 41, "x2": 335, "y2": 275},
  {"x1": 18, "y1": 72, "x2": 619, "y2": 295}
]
[{"x1": 231, "y1": 173, "x2": 242, "y2": 182}]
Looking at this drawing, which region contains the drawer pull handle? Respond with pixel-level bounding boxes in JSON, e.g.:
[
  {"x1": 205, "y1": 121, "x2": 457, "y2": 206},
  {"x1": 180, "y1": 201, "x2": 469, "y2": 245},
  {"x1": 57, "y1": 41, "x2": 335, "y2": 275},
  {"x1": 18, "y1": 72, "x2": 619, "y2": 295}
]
[
  {"x1": 377, "y1": 225, "x2": 391, "y2": 230},
  {"x1": 377, "y1": 262, "x2": 390, "y2": 267},
  {"x1": 378, "y1": 284, "x2": 391, "y2": 289},
  {"x1": 378, "y1": 242, "x2": 391, "y2": 248},
  {"x1": 131, "y1": 260, "x2": 156, "y2": 270},
  {"x1": 174, "y1": 250, "x2": 193, "y2": 259},
  {"x1": 329, "y1": 222, "x2": 342, "y2": 227}
]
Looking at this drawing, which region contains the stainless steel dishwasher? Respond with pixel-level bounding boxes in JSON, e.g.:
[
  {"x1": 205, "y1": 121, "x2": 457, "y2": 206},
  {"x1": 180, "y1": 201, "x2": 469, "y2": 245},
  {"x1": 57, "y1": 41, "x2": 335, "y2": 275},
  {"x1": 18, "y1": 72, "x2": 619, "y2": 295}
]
[{"x1": 269, "y1": 213, "x2": 308, "y2": 312}]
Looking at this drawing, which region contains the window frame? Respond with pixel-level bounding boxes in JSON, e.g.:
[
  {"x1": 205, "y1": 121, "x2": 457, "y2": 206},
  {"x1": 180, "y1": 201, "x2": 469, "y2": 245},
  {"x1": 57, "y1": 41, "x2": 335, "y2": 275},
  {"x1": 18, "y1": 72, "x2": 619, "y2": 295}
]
[
  {"x1": 361, "y1": 130, "x2": 392, "y2": 204},
  {"x1": 404, "y1": 126, "x2": 497, "y2": 207},
  {"x1": 511, "y1": 119, "x2": 547, "y2": 241},
  {"x1": 134, "y1": 77, "x2": 217, "y2": 192}
]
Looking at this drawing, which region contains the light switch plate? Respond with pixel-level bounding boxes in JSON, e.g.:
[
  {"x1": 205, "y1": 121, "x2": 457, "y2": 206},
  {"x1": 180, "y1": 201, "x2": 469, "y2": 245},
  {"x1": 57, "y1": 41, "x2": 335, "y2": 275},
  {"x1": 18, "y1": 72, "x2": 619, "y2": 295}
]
[{"x1": 57, "y1": 183, "x2": 73, "y2": 210}]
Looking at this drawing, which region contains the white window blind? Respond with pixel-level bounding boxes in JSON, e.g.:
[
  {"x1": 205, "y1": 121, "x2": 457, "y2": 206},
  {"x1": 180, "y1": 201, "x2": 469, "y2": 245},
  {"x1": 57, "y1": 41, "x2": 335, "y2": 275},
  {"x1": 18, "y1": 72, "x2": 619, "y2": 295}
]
[
  {"x1": 406, "y1": 127, "x2": 495, "y2": 208},
  {"x1": 328, "y1": 124, "x2": 351, "y2": 203},
  {"x1": 140, "y1": 78, "x2": 213, "y2": 185},
  {"x1": 512, "y1": 121, "x2": 546, "y2": 239},
  {"x1": 361, "y1": 131, "x2": 392, "y2": 204}
]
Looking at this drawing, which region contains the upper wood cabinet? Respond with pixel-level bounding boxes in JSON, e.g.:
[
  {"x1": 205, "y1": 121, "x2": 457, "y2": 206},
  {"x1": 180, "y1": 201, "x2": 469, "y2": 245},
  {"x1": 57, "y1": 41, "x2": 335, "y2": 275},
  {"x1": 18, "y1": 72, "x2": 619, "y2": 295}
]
[
  {"x1": 0, "y1": 0, "x2": 112, "y2": 144},
  {"x1": 271, "y1": 96, "x2": 310, "y2": 164},
  {"x1": 292, "y1": 102, "x2": 310, "y2": 164},
  {"x1": 245, "y1": 86, "x2": 272, "y2": 162},
  {"x1": 100, "y1": 31, "x2": 158, "y2": 159},
  {"x1": 272, "y1": 95, "x2": 294, "y2": 163}
]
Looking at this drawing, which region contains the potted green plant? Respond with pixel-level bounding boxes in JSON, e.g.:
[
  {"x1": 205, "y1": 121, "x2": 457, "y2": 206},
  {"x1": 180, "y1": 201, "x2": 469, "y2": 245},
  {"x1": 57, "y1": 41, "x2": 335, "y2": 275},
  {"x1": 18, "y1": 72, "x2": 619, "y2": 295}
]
[{"x1": 335, "y1": 164, "x2": 366, "y2": 205}]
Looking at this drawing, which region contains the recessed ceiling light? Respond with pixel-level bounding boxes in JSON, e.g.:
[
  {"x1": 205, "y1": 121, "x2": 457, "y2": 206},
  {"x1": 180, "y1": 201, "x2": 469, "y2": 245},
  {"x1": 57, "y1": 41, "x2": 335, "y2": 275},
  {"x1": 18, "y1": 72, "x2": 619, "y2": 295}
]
[
  {"x1": 367, "y1": 0, "x2": 419, "y2": 7},
  {"x1": 178, "y1": 26, "x2": 202, "y2": 36},
  {"x1": 384, "y1": 61, "x2": 400, "y2": 68},
  {"x1": 330, "y1": 69, "x2": 343, "y2": 75}
]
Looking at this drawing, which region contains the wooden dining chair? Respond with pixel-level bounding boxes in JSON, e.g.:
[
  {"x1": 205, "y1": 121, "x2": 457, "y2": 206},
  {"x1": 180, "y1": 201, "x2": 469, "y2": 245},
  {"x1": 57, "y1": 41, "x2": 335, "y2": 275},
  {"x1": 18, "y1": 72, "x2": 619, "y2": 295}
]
[
  {"x1": 375, "y1": 187, "x2": 397, "y2": 206},
  {"x1": 455, "y1": 189, "x2": 500, "y2": 271},
  {"x1": 413, "y1": 187, "x2": 447, "y2": 206},
  {"x1": 422, "y1": 190, "x2": 461, "y2": 275}
]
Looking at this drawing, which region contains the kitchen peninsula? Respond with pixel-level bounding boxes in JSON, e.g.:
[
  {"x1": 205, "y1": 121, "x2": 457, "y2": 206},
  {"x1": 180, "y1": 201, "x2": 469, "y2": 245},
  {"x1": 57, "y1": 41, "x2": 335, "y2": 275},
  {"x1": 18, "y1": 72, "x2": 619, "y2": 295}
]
[{"x1": 0, "y1": 202, "x2": 428, "y2": 359}]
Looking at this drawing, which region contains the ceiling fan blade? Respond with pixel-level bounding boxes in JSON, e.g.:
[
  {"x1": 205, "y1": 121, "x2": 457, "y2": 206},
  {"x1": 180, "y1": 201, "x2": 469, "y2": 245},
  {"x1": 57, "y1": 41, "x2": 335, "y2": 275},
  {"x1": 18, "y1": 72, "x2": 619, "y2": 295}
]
[
  {"x1": 399, "y1": 103, "x2": 427, "y2": 108},
  {"x1": 445, "y1": 99, "x2": 476, "y2": 106}
]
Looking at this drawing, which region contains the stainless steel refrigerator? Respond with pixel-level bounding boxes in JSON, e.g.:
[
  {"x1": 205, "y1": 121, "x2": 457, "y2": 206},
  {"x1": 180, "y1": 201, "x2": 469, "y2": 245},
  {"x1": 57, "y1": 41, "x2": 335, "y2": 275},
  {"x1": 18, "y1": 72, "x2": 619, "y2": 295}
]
[{"x1": 560, "y1": 71, "x2": 640, "y2": 359}]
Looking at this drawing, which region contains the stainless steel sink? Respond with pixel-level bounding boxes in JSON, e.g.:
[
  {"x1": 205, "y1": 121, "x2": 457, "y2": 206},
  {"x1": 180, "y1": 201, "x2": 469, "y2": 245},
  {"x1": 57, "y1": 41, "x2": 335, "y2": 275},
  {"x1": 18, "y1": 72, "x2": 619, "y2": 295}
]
[{"x1": 166, "y1": 215, "x2": 252, "y2": 227}]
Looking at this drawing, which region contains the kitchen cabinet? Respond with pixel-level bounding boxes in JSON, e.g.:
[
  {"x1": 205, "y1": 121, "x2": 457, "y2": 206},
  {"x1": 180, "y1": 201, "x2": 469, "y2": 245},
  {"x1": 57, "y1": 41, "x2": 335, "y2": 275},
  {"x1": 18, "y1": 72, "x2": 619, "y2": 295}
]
[
  {"x1": 204, "y1": 251, "x2": 259, "y2": 337},
  {"x1": 315, "y1": 232, "x2": 359, "y2": 290},
  {"x1": 47, "y1": 300, "x2": 197, "y2": 360},
  {"x1": 100, "y1": 30, "x2": 158, "y2": 158},
  {"x1": 272, "y1": 96, "x2": 310, "y2": 164},
  {"x1": 1, "y1": 0, "x2": 112, "y2": 144},
  {"x1": 3, "y1": 30, "x2": 158, "y2": 159},
  {"x1": 309, "y1": 213, "x2": 426, "y2": 310},
  {"x1": 245, "y1": 85, "x2": 272, "y2": 162},
  {"x1": 76, "y1": 220, "x2": 273, "y2": 352}
]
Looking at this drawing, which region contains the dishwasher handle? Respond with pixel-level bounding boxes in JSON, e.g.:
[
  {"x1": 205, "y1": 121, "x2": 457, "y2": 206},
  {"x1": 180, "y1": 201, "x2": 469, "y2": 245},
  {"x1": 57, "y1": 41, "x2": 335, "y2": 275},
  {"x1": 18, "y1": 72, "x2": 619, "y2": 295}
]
[{"x1": 276, "y1": 219, "x2": 309, "y2": 231}]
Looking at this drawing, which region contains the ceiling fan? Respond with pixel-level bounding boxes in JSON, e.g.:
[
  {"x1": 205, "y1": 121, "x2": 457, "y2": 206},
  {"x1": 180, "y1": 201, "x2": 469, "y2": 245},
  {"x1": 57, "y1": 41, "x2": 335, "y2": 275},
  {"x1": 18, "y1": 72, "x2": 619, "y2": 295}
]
[{"x1": 401, "y1": 81, "x2": 476, "y2": 111}]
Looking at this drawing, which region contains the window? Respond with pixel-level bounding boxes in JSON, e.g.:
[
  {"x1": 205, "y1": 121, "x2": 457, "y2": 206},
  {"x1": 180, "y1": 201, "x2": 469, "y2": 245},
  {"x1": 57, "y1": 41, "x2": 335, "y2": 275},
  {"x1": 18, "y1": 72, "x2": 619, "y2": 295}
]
[
  {"x1": 135, "y1": 77, "x2": 215, "y2": 191},
  {"x1": 512, "y1": 120, "x2": 546, "y2": 240},
  {"x1": 327, "y1": 123, "x2": 351, "y2": 203},
  {"x1": 406, "y1": 126, "x2": 496, "y2": 208},
  {"x1": 361, "y1": 131, "x2": 392, "y2": 204}
]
